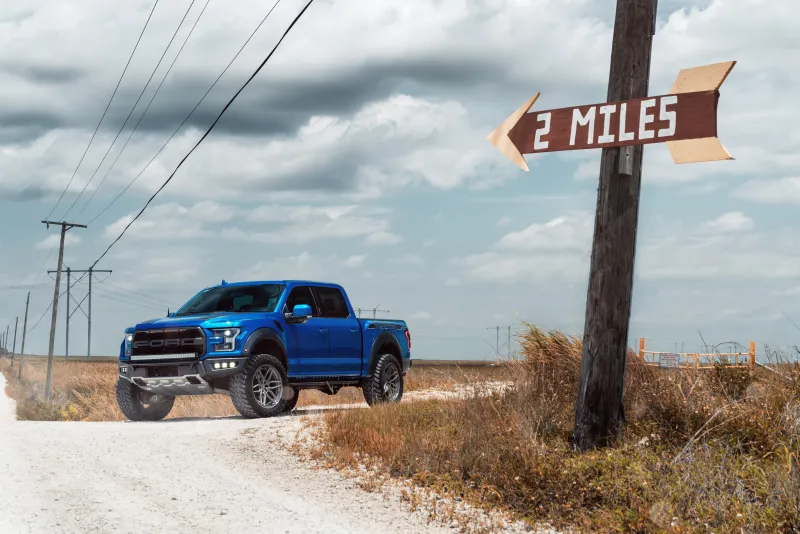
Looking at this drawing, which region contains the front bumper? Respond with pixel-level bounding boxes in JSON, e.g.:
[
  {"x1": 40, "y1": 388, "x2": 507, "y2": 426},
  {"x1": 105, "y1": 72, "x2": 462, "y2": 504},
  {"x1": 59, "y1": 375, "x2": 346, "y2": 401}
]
[{"x1": 118, "y1": 357, "x2": 248, "y2": 396}]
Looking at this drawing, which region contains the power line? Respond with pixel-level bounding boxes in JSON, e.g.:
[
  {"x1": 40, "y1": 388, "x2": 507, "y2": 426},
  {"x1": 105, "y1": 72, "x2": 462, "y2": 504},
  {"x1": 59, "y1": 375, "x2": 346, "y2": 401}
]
[
  {"x1": 0, "y1": 284, "x2": 46, "y2": 292},
  {"x1": 74, "y1": 0, "x2": 212, "y2": 222},
  {"x1": 92, "y1": 286, "x2": 166, "y2": 313},
  {"x1": 93, "y1": 278, "x2": 175, "y2": 307},
  {"x1": 28, "y1": 286, "x2": 68, "y2": 333},
  {"x1": 86, "y1": 0, "x2": 316, "y2": 270},
  {"x1": 45, "y1": 0, "x2": 161, "y2": 220},
  {"x1": 93, "y1": 281, "x2": 174, "y2": 310},
  {"x1": 62, "y1": 0, "x2": 199, "y2": 220},
  {"x1": 86, "y1": 0, "x2": 284, "y2": 225}
]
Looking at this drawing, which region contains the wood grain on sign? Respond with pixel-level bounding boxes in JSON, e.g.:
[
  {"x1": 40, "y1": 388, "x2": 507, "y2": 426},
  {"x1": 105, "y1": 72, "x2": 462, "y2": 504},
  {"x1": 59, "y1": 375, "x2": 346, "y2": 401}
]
[{"x1": 507, "y1": 90, "x2": 719, "y2": 155}]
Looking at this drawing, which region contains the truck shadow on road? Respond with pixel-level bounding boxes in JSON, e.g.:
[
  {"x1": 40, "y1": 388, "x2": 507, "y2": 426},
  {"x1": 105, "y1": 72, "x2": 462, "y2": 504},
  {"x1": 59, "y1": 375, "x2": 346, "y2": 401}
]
[{"x1": 146, "y1": 404, "x2": 364, "y2": 423}]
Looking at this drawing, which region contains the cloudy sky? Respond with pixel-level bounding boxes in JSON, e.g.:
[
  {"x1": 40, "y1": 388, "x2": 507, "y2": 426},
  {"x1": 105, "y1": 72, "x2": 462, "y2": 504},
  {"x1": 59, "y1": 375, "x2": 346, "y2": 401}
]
[{"x1": 0, "y1": 0, "x2": 798, "y2": 360}]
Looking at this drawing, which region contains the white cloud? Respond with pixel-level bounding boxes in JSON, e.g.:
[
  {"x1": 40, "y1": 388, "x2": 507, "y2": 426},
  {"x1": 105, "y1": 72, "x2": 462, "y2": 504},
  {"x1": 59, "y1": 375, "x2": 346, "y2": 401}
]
[
  {"x1": 453, "y1": 212, "x2": 594, "y2": 283},
  {"x1": 410, "y1": 311, "x2": 431, "y2": 320},
  {"x1": 34, "y1": 232, "x2": 82, "y2": 250},
  {"x1": 247, "y1": 204, "x2": 359, "y2": 223},
  {"x1": 344, "y1": 254, "x2": 367, "y2": 268},
  {"x1": 496, "y1": 212, "x2": 593, "y2": 251},
  {"x1": 236, "y1": 215, "x2": 389, "y2": 245},
  {"x1": 366, "y1": 231, "x2": 402, "y2": 245},
  {"x1": 731, "y1": 178, "x2": 800, "y2": 206},
  {"x1": 109, "y1": 246, "x2": 206, "y2": 287},
  {"x1": 698, "y1": 212, "x2": 754, "y2": 234},
  {"x1": 103, "y1": 202, "x2": 219, "y2": 240},
  {"x1": 638, "y1": 232, "x2": 800, "y2": 281},
  {"x1": 459, "y1": 251, "x2": 589, "y2": 283},
  {"x1": 104, "y1": 201, "x2": 400, "y2": 246},
  {"x1": 122, "y1": 94, "x2": 495, "y2": 202},
  {"x1": 496, "y1": 216, "x2": 512, "y2": 227},
  {"x1": 572, "y1": 152, "x2": 601, "y2": 181},
  {"x1": 235, "y1": 251, "x2": 319, "y2": 281}
]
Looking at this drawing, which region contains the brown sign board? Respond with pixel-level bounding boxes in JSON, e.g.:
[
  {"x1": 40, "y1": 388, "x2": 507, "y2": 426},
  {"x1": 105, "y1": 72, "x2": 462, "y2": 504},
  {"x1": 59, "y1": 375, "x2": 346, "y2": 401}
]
[
  {"x1": 487, "y1": 61, "x2": 736, "y2": 171},
  {"x1": 507, "y1": 91, "x2": 718, "y2": 154}
]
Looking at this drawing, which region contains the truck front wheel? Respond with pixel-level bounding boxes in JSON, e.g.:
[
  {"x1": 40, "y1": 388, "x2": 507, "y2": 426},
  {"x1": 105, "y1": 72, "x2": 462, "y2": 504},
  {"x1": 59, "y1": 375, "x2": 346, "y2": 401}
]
[
  {"x1": 230, "y1": 353, "x2": 289, "y2": 418},
  {"x1": 115, "y1": 379, "x2": 175, "y2": 422},
  {"x1": 362, "y1": 354, "x2": 404, "y2": 406}
]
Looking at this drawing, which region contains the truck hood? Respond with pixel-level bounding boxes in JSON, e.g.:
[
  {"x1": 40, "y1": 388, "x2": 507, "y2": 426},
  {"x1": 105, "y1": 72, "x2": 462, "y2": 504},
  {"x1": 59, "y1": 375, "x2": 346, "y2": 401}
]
[{"x1": 134, "y1": 312, "x2": 278, "y2": 331}]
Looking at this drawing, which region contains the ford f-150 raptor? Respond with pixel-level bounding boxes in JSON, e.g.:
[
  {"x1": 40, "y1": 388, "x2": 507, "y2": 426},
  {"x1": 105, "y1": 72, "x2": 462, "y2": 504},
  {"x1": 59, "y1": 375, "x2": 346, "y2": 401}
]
[{"x1": 116, "y1": 280, "x2": 411, "y2": 421}]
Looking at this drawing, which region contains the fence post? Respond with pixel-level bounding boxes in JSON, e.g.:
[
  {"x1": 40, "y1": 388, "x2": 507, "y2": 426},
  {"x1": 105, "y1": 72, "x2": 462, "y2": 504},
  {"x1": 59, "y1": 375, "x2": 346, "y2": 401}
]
[
  {"x1": 638, "y1": 338, "x2": 645, "y2": 361},
  {"x1": 749, "y1": 340, "x2": 756, "y2": 373}
]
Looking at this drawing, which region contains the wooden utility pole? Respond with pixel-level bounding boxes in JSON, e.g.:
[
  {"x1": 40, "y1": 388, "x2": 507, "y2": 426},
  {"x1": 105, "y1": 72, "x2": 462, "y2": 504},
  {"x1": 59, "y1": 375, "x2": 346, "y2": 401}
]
[
  {"x1": 573, "y1": 0, "x2": 658, "y2": 451},
  {"x1": 66, "y1": 267, "x2": 71, "y2": 360},
  {"x1": 11, "y1": 317, "x2": 18, "y2": 360},
  {"x1": 42, "y1": 220, "x2": 87, "y2": 400},
  {"x1": 88, "y1": 268, "x2": 92, "y2": 360},
  {"x1": 19, "y1": 292, "x2": 29, "y2": 380}
]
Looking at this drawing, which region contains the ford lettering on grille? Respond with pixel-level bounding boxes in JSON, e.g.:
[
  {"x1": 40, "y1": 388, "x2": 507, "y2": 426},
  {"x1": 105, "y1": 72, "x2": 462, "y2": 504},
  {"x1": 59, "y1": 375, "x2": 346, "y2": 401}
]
[
  {"x1": 133, "y1": 338, "x2": 204, "y2": 349},
  {"x1": 131, "y1": 327, "x2": 206, "y2": 359}
]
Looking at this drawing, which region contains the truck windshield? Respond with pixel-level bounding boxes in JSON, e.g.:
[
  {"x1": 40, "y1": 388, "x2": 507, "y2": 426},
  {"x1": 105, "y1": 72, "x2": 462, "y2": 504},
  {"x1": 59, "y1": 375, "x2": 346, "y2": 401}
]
[{"x1": 174, "y1": 284, "x2": 286, "y2": 316}]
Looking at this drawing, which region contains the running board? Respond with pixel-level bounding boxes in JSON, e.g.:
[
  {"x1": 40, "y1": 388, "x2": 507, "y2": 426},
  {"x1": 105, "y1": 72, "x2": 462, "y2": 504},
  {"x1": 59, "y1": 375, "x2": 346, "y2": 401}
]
[{"x1": 289, "y1": 378, "x2": 362, "y2": 388}]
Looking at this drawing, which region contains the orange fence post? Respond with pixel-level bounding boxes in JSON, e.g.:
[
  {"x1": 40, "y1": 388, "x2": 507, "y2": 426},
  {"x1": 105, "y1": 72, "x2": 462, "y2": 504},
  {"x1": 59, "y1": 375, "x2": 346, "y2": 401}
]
[
  {"x1": 749, "y1": 341, "x2": 756, "y2": 372},
  {"x1": 639, "y1": 338, "x2": 645, "y2": 361}
]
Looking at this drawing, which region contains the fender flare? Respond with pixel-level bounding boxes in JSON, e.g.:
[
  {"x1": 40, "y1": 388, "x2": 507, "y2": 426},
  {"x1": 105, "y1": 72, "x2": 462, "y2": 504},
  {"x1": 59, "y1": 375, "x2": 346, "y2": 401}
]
[
  {"x1": 242, "y1": 327, "x2": 287, "y2": 367},
  {"x1": 366, "y1": 331, "x2": 402, "y2": 376}
]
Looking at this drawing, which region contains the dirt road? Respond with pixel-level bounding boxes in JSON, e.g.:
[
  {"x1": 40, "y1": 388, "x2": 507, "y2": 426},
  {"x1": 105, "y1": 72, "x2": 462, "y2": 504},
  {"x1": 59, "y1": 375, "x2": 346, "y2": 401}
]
[{"x1": 0, "y1": 372, "x2": 451, "y2": 534}]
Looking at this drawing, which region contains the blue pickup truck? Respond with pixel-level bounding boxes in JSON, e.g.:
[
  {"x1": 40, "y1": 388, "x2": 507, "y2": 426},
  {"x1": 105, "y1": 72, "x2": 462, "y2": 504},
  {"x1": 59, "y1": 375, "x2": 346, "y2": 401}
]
[{"x1": 116, "y1": 280, "x2": 411, "y2": 421}]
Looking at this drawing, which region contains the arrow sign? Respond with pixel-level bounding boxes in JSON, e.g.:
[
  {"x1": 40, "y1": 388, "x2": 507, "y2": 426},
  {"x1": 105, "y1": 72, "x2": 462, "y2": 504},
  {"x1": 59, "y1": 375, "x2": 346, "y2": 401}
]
[{"x1": 487, "y1": 61, "x2": 736, "y2": 171}]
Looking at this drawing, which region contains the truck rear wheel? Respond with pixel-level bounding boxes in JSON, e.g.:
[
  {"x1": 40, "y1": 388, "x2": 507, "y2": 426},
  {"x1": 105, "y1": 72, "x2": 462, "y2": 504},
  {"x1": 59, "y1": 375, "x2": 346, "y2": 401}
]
[
  {"x1": 230, "y1": 353, "x2": 289, "y2": 418},
  {"x1": 362, "y1": 354, "x2": 404, "y2": 406},
  {"x1": 115, "y1": 379, "x2": 175, "y2": 422}
]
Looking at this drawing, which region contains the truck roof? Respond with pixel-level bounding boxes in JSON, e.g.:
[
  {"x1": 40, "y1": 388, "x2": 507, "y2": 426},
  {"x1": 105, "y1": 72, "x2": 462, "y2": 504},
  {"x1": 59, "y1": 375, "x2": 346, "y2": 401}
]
[{"x1": 214, "y1": 279, "x2": 343, "y2": 288}]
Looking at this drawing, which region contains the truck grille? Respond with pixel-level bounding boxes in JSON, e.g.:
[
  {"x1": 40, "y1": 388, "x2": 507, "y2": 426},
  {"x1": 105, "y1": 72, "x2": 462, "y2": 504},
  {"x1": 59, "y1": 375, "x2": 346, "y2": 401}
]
[{"x1": 131, "y1": 327, "x2": 205, "y2": 361}]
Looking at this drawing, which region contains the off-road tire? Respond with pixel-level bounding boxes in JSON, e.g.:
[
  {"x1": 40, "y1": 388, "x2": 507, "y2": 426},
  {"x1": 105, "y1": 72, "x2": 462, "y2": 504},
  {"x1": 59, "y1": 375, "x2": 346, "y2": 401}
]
[
  {"x1": 282, "y1": 386, "x2": 300, "y2": 413},
  {"x1": 115, "y1": 379, "x2": 175, "y2": 422},
  {"x1": 362, "y1": 354, "x2": 404, "y2": 406},
  {"x1": 230, "y1": 353, "x2": 289, "y2": 418}
]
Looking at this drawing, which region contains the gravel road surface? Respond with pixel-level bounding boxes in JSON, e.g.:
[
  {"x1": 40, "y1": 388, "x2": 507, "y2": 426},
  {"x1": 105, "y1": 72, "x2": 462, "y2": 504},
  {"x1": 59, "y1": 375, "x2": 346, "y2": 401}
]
[{"x1": 0, "y1": 372, "x2": 451, "y2": 534}]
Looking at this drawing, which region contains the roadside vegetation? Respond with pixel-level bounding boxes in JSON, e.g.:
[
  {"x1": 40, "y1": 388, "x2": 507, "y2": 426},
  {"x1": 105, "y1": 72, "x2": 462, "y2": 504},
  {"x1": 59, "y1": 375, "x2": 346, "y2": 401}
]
[
  {"x1": 0, "y1": 357, "x2": 510, "y2": 421},
  {"x1": 312, "y1": 325, "x2": 800, "y2": 533}
]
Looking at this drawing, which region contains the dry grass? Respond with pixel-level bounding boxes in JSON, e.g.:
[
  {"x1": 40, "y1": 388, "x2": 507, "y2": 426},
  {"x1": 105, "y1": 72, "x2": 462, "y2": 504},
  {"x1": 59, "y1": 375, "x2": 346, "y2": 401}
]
[
  {"x1": 0, "y1": 357, "x2": 509, "y2": 422},
  {"x1": 314, "y1": 324, "x2": 800, "y2": 533}
]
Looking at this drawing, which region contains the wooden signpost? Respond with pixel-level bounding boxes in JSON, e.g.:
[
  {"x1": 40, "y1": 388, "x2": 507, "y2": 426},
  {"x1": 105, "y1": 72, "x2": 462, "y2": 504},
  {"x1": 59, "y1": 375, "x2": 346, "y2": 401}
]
[
  {"x1": 487, "y1": 0, "x2": 736, "y2": 453},
  {"x1": 488, "y1": 61, "x2": 736, "y2": 170}
]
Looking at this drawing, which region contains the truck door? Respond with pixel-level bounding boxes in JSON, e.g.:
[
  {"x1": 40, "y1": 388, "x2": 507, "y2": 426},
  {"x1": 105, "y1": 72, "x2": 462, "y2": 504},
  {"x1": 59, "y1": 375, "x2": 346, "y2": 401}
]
[
  {"x1": 283, "y1": 285, "x2": 329, "y2": 377},
  {"x1": 311, "y1": 286, "x2": 362, "y2": 376}
]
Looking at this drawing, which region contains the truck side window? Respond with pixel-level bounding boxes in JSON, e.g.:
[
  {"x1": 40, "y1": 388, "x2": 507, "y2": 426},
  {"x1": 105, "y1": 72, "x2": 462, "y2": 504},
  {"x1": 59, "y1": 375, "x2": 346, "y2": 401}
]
[
  {"x1": 313, "y1": 287, "x2": 350, "y2": 318},
  {"x1": 285, "y1": 286, "x2": 319, "y2": 316}
]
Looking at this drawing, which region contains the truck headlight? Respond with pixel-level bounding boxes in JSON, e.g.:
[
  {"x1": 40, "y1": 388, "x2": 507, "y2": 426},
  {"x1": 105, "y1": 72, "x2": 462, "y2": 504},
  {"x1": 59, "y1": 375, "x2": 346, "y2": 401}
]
[
  {"x1": 211, "y1": 328, "x2": 240, "y2": 352},
  {"x1": 124, "y1": 333, "x2": 133, "y2": 357}
]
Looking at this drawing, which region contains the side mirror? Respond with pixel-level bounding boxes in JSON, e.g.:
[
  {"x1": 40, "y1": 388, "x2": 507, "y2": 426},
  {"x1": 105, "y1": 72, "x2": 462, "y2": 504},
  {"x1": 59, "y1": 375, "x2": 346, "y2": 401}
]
[{"x1": 286, "y1": 303, "x2": 312, "y2": 323}]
